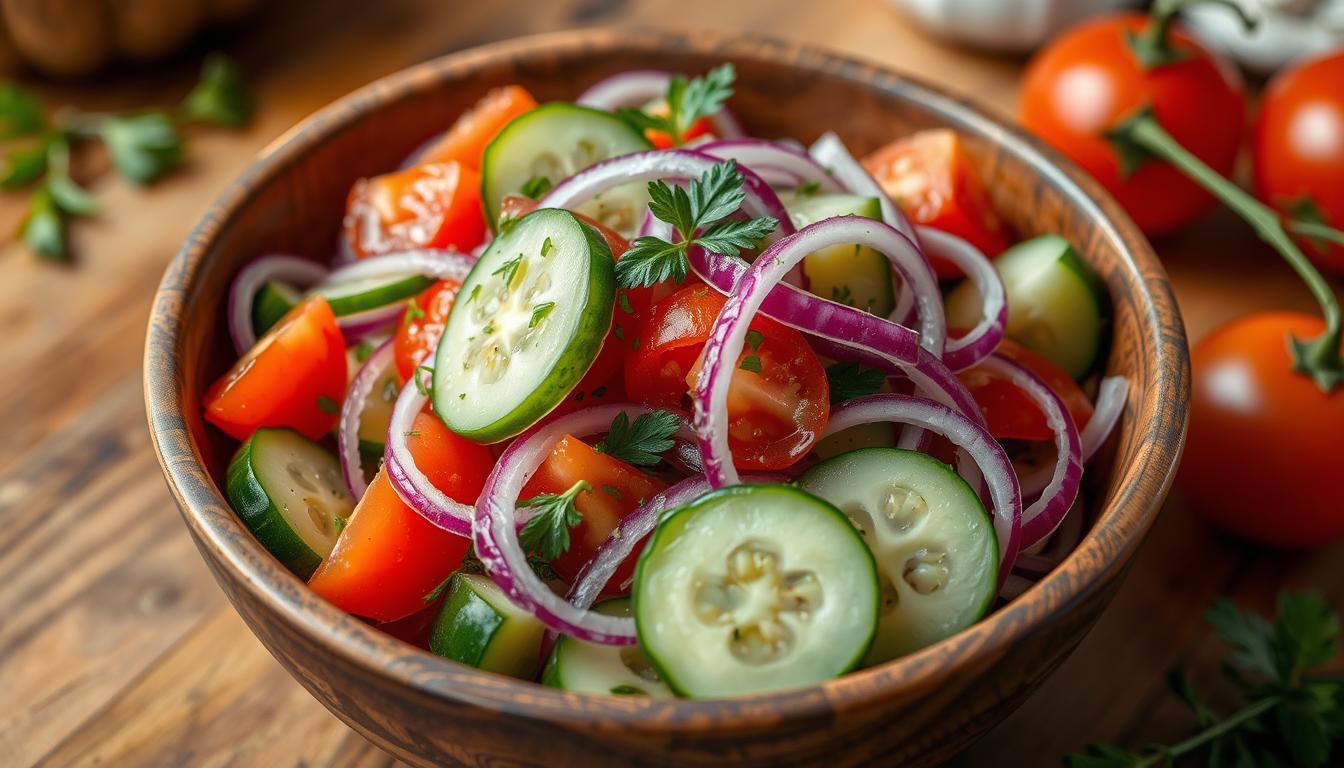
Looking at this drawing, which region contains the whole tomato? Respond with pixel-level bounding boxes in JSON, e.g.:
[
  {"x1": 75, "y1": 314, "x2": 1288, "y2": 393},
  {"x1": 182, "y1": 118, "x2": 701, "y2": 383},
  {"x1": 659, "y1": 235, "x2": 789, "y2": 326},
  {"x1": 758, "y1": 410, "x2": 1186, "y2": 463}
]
[
  {"x1": 1020, "y1": 12, "x2": 1244, "y2": 236},
  {"x1": 1179, "y1": 312, "x2": 1344, "y2": 548},
  {"x1": 1253, "y1": 51, "x2": 1344, "y2": 276}
]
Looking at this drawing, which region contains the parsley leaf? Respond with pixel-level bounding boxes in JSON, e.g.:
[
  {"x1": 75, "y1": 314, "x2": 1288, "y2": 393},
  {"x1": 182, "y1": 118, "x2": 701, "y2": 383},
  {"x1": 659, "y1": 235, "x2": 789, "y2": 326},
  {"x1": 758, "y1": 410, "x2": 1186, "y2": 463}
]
[
  {"x1": 20, "y1": 187, "x2": 66, "y2": 262},
  {"x1": 595, "y1": 410, "x2": 679, "y2": 466},
  {"x1": 355, "y1": 339, "x2": 376, "y2": 362},
  {"x1": 0, "y1": 84, "x2": 44, "y2": 139},
  {"x1": 529, "y1": 301, "x2": 555, "y2": 329},
  {"x1": 520, "y1": 175, "x2": 552, "y2": 199},
  {"x1": 615, "y1": 159, "x2": 777, "y2": 289},
  {"x1": 795, "y1": 180, "x2": 821, "y2": 198},
  {"x1": 739, "y1": 355, "x2": 762, "y2": 373},
  {"x1": 316, "y1": 395, "x2": 339, "y2": 414},
  {"x1": 614, "y1": 236, "x2": 690, "y2": 288},
  {"x1": 617, "y1": 63, "x2": 734, "y2": 146},
  {"x1": 1, "y1": 144, "x2": 48, "y2": 189},
  {"x1": 1070, "y1": 592, "x2": 1344, "y2": 768},
  {"x1": 825, "y1": 362, "x2": 886, "y2": 404},
  {"x1": 178, "y1": 53, "x2": 252, "y2": 128},
  {"x1": 517, "y1": 480, "x2": 590, "y2": 560},
  {"x1": 100, "y1": 113, "x2": 183, "y2": 185}
]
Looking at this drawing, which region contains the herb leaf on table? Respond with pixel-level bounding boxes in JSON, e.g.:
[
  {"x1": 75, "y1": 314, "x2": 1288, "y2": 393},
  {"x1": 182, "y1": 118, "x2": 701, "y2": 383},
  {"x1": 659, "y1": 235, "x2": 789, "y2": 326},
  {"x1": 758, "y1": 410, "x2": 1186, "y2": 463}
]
[{"x1": 1067, "y1": 592, "x2": 1343, "y2": 768}]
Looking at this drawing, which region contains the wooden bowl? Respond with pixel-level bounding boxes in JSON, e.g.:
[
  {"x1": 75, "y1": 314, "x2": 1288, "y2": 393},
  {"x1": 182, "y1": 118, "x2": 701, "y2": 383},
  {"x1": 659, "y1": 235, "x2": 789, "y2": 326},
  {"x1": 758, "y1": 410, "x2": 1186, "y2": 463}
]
[{"x1": 145, "y1": 28, "x2": 1188, "y2": 768}]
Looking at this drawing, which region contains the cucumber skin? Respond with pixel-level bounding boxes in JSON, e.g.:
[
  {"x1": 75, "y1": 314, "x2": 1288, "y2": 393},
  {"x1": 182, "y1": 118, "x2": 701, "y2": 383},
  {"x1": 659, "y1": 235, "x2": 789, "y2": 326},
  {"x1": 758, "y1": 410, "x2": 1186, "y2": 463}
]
[
  {"x1": 318, "y1": 274, "x2": 434, "y2": 317},
  {"x1": 251, "y1": 282, "x2": 298, "y2": 337},
  {"x1": 429, "y1": 574, "x2": 504, "y2": 669},
  {"x1": 632, "y1": 484, "x2": 880, "y2": 697},
  {"x1": 225, "y1": 429, "x2": 323, "y2": 579},
  {"x1": 479, "y1": 102, "x2": 651, "y2": 229},
  {"x1": 432, "y1": 212, "x2": 616, "y2": 442}
]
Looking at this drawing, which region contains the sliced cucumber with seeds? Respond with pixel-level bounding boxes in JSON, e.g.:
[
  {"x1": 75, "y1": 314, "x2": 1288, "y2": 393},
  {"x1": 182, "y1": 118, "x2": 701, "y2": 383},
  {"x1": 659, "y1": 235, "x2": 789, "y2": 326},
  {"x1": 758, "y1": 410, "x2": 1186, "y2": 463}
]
[
  {"x1": 785, "y1": 193, "x2": 894, "y2": 316},
  {"x1": 310, "y1": 273, "x2": 434, "y2": 317},
  {"x1": 946, "y1": 234, "x2": 1107, "y2": 379},
  {"x1": 633, "y1": 484, "x2": 879, "y2": 697},
  {"x1": 253, "y1": 280, "x2": 300, "y2": 337},
  {"x1": 225, "y1": 428, "x2": 354, "y2": 579},
  {"x1": 429, "y1": 572, "x2": 546, "y2": 679},
  {"x1": 482, "y1": 103, "x2": 652, "y2": 235},
  {"x1": 542, "y1": 598, "x2": 673, "y2": 698},
  {"x1": 799, "y1": 448, "x2": 998, "y2": 664},
  {"x1": 432, "y1": 208, "x2": 615, "y2": 442}
]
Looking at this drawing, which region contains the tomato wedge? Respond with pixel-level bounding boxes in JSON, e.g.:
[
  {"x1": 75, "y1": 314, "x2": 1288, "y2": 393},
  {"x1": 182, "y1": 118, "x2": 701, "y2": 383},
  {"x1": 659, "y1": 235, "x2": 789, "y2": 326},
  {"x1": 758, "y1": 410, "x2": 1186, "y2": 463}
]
[
  {"x1": 307, "y1": 411, "x2": 492, "y2": 622},
  {"x1": 393, "y1": 278, "x2": 461, "y2": 383},
  {"x1": 343, "y1": 161, "x2": 486, "y2": 259},
  {"x1": 520, "y1": 435, "x2": 667, "y2": 594},
  {"x1": 416, "y1": 85, "x2": 537, "y2": 170},
  {"x1": 204, "y1": 296, "x2": 347, "y2": 441},
  {"x1": 959, "y1": 338, "x2": 1094, "y2": 441},
  {"x1": 863, "y1": 129, "x2": 1013, "y2": 277},
  {"x1": 626, "y1": 286, "x2": 829, "y2": 469}
]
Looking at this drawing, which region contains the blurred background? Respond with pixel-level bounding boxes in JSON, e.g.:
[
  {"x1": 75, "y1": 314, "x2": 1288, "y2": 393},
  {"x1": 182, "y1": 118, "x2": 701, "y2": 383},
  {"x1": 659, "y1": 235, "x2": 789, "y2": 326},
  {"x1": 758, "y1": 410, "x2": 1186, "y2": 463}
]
[{"x1": 0, "y1": 0, "x2": 1340, "y2": 765}]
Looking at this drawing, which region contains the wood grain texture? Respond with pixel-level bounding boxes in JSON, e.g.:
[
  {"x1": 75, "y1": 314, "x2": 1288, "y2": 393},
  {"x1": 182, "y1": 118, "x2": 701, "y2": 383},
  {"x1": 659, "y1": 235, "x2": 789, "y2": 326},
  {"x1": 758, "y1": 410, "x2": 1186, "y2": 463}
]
[
  {"x1": 3, "y1": 1, "x2": 1341, "y2": 766},
  {"x1": 143, "y1": 26, "x2": 1185, "y2": 768}
]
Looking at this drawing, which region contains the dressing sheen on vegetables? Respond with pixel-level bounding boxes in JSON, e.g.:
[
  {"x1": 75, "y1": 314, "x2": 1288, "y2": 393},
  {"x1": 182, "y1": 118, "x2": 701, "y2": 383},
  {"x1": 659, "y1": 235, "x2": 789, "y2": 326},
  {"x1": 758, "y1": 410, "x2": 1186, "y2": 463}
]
[{"x1": 204, "y1": 64, "x2": 1122, "y2": 699}]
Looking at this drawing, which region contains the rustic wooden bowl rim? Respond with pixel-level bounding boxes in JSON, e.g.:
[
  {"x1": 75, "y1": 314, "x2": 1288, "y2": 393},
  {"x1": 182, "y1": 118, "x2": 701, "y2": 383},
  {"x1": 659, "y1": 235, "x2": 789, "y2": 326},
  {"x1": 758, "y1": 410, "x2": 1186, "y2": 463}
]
[{"x1": 145, "y1": 27, "x2": 1187, "y2": 732}]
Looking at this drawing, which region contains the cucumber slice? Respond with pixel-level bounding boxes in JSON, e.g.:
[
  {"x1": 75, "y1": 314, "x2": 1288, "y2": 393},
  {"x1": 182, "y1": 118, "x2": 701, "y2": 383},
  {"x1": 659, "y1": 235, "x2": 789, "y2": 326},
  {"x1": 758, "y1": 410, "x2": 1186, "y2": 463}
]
[
  {"x1": 945, "y1": 234, "x2": 1107, "y2": 379},
  {"x1": 432, "y1": 208, "x2": 615, "y2": 442},
  {"x1": 225, "y1": 428, "x2": 354, "y2": 578},
  {"x1": 799, "y1": 448, "x2": 998, "y2": 664},
  {"x1": 633, "y1": 484, "x2": 879, "y2": 697},
  {"x1": 252, "y1": 280, "x2": 300, "y2": 337},
  {"x1": 481, "y1": 103, "x2": 652, "y2": 235},
  {"x1": 542, "y1": 598, "x2": 673, "y2": 698},
  {"x1": 359, "y1": 367, "x2": 401, "y2": 458},
  {"x1": 785, "y1": 193, "x2": 894, "y2": 316},
  {"x1": 429, "y1": 572, "x2": 546, "y2": 679},
  {"x1": 311, "y1": 273, "x2": 434, "y2": 317}
]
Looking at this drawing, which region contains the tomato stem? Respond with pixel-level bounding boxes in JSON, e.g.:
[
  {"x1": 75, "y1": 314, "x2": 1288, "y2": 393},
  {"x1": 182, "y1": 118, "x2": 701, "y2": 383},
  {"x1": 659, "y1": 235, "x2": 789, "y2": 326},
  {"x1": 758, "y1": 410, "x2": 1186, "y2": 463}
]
[
  {"x1": 1106, "y1": 109, "x2": 1344, "y2": 392},
  {"x1": 1130, "y1": 0, "x2": 1257, "y2": 69}
]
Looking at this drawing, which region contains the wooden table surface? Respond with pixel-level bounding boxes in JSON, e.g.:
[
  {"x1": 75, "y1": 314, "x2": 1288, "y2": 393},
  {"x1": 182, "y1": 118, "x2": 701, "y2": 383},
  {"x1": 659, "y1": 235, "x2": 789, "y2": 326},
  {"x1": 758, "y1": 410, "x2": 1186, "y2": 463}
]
[{"x1": 2, "y1": 1, "x2": 1340, "y2": 766}]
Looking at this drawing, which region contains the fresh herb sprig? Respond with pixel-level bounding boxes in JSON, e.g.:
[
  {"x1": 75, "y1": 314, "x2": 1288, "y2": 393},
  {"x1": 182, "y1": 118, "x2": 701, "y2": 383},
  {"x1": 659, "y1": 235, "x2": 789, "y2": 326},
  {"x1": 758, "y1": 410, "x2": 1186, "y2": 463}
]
[
  {"x1": 595, "y1": 410, "x2": 680, "y2": 466},
  {"x1": 2, "y1": 53, "x2": 251, "y2": 262},
  {"x1": 825, "y1": 362, "x2": 887, "y2": 404},
  {"x1": 618, "y1": 63, "x2": 734, "y2": 147},
  {"x1": 517, "y1": 480, "x2": 591, "y2": 560},
  {"x1": 1069, "y1": 592, "x2": 1343, "y2": 768},
  {"x1": 616, "y1": 158, "x2": 777, "y2": 289}
]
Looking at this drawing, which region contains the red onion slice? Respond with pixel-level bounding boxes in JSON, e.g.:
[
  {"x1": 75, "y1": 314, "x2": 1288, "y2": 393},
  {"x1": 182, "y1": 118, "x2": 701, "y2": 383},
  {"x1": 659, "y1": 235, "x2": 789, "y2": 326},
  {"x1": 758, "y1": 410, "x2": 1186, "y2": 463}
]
[
  {"x1": 538, "y1": 149, "x2": 794, "y2": 237},
  {"x1": 473, "y1": 404, "x2": 690, "y2": 645},
  {"x1": 978, "y1": 355, "x2": 1083, "y2": 550},
  {"x1": 999, "y1": 573, "x2": 1037, "y2": 601},
  {"x1": 383, "y1": 369, "x2": 474, "y2": 537},
  {"x1": 698, "y1": 138, "x2": 842, "y2": 194},
  {"x1": 1019, "y1": 376, "x2": 1129, "y2": 499},
  {"x1": 809, "y1": 132, "x2": 919, "y2": 244},
  {"x1": 576, "y1": 69, "x2": 745, "y2": 139},
  {"x1": 321, "y1": 248, "x2": 476, "y2": 286},
  {"x1": 1013, "y1": 496, "x2": 1085, "y2": 574},
  {"x1": 339, "y1": 339, "x2": 394, "y2": 498},
  {"x1": 336, "y1": 303, "x2": 409, "y2": 342},
  {"x1": 823, "y1": 393, "x2": 1021, "y2": 586},
  {"x1": 917, "y1": 226, "x2": 1007, "y2": 371},
  {"x1": 565, "y1": 471, "x2": 790, "y2": 613},
  {"x1": 809, "y1": 132, "x2": 930, "y2": 324},
  {"x1": 227, "y1": 255, "x2": 330, "y2": 355},
  {"x1": 694, "y1": 216, "x2": 946, "y2": 487}
]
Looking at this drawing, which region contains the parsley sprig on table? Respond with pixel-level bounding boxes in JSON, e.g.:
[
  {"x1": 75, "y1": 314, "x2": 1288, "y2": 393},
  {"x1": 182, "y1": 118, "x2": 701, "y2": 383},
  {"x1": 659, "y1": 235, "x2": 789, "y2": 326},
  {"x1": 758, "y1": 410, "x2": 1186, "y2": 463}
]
[
  {"x1": 618, "y1": 63, "x2": 734, "y2": 147},
  {"x1": 595, "y1": 410, "x2": 680, "y2": 466},
  {"x1": 1, "y1": 53, "x2": 251, "y2": 262},
  {"x1": 615, "y1": 158, "x2": 777, "y2": 289},
  {"x1": 1069, "y1": 592, "x2": 1343, "y2": 768},
  {"x1": 517, "y1": 480, "x2": 591, "y2": 560}
]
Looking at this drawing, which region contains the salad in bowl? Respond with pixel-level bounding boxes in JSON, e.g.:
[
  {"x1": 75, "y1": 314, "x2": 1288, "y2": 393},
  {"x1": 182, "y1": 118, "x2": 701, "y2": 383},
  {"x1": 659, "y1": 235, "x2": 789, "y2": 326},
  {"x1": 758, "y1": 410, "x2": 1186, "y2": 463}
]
[{"x1": 201, "y1": 64, "x2": 1126, "y2": 699}]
